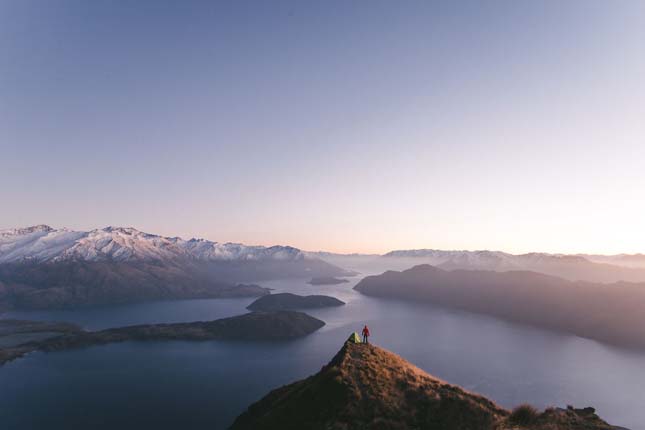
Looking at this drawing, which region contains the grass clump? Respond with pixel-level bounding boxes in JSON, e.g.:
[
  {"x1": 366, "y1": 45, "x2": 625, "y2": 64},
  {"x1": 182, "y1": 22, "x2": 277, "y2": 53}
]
[{"x1": 509, "y1": 404, "x2": 540, "y2": 426}]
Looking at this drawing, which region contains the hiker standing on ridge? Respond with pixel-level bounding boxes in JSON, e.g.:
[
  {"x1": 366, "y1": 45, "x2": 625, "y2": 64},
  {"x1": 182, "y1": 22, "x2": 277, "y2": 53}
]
[{"x1": 362, "y1": 325, "x2": 370, "y2": 344}]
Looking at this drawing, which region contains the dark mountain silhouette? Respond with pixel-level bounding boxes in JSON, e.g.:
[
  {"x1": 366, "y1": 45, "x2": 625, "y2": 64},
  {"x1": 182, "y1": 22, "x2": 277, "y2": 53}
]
[
  {"x1": 247, "y1": 293, "x2": 345, "y2": 311},
  {"x1": 231, "y1": 340, "x2": 622, "y2": 430},
  {"x1": 355, "y1": 265, "x2": 645, "y2": 349}
]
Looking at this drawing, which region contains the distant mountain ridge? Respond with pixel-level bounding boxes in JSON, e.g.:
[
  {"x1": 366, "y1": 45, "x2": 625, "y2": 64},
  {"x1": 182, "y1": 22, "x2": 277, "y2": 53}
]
[
  {"x1": 0, "y1": 225, "x2": 348, "y2": 311},
  {"x1": 579, "y1": 253, "x2": 645, "y2": 268},
  {"x1": 385, "y1": 249, "x2": 592, "y2": 267},
  {"x1": 383, "y1": 248, "x2": 645, "y2": 269},
  {"x1": 379, "y1": 249, "x2": 645, "y2": 282}
]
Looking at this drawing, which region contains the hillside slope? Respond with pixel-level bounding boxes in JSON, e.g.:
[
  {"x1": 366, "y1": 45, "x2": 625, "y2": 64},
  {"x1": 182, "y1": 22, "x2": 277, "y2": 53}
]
[{"x1": 231, "y1": 341, "x2": 621, "y2": 430}]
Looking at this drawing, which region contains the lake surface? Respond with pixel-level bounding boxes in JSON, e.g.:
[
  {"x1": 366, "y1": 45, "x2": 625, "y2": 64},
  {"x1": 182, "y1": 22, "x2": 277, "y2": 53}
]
[{"x1": 1, "y1": 275, "x2": 644, "y2": 430}]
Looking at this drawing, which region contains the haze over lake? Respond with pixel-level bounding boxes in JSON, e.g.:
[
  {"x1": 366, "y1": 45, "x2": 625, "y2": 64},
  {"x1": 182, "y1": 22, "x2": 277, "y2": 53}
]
[{"x1": 2, "y1": 272, "x2": 643, "y2": 430}]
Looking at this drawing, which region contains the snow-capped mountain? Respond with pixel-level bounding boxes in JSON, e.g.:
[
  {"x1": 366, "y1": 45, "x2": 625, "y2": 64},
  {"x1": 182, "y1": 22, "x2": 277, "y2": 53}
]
[
  {"x1": 0, "y1": 226, "x2": 347, "y2": 311},
  {"x1": 0, "y1": 225, "x2": 308, "y2": 264},
  {"x1": 0, "y1": 225, "x2": 85, "y2": 264}
]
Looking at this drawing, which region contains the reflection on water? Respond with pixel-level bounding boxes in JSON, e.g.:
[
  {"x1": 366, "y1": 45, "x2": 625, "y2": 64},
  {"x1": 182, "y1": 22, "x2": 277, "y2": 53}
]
[{"x1": 1, "y1": 276, "x2": 643, "y2": 429}]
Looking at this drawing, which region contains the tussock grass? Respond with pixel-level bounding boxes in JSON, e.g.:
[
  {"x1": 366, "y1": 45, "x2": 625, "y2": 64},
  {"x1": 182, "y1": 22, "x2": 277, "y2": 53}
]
[{"x1": 509, "y1": 404, "x2": 540, "y2": 426}]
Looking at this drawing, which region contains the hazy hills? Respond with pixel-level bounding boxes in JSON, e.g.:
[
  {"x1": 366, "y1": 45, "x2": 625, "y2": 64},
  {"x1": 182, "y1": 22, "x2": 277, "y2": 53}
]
[
  {"x1": 313, "y1": 249, "x2": 645, "y2": 283},
  {"x1": 355, "y1": 265, "x2": 645, "y2": 349},
  {"x1": 0, "y1": 226, "x2": 348, "y2": 310},
  {"x1": 579, "y1": 253, "x2": 645, "y2": 268},
  {"x1": 382, "y1": 249, "x2": 645, "y2": 283},
  {"x1": 231, "y1": 340, "x2": 621, "y2": 430}
]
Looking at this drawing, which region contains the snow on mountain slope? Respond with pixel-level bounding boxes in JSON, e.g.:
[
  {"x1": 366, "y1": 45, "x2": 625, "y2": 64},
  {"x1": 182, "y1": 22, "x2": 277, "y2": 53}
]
[
  {"x1": 182, "y1": 239, "x2": 304, "y2": 261},
  {"x1": 0, "y1": 226, "x2": 309, "y2": 264},
  {"x1": 0, "y1": 225, "x2": 87, "y2": 264},
  {"x1": 57, "y1": 227, "x2": 187, "y2": 262}
]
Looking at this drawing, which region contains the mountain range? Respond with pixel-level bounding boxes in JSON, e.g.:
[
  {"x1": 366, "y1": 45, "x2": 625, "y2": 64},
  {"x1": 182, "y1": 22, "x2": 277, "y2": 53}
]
[
  {"x1": 4, "y1": 225, "x2": 645, "y2": 311},
  {"x1": 0, "y1": 225, "x2": 348, "y2": 310},
  {"x1": 1, "y1": 225, "x2": 314, "y2": 264}
]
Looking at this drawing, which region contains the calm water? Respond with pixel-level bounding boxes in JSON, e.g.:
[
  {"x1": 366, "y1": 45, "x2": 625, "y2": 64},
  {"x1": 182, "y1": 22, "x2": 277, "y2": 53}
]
[{"x1": 1, "y1": 276, "x2": 644, "y2": 429}]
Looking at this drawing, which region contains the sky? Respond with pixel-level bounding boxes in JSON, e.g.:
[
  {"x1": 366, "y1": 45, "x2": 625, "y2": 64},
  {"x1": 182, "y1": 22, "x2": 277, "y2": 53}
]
[{"x1": 1, "y1": 0, "x2": 645, "y2": 255}]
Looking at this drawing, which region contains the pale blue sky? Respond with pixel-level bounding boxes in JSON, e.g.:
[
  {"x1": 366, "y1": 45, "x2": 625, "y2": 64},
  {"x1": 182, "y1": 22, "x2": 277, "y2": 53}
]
[{"x1": 1, "y1": 1, "x2": 644, "y2": 254}]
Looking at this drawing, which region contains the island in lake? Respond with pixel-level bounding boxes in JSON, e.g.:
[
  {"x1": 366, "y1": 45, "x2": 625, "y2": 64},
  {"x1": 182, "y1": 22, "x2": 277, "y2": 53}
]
[
  {"x1": 232, "y1": 338, "x2": 623, "y2": 430},
  {"x1": 0, "y1": 311, "x2": 324, "y2": 366},
  {"x1": 247, "y1": 293, "x2": 345, "y2": 311},
  {"x1": 308, "y1": 276, "x2": 349, "y2": 285}
]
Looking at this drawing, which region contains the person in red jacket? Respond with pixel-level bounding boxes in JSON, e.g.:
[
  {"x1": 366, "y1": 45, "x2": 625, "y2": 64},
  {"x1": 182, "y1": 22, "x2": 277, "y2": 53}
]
[{"x1": 362, "y1": 325, "x2": 370, "y2": 344}]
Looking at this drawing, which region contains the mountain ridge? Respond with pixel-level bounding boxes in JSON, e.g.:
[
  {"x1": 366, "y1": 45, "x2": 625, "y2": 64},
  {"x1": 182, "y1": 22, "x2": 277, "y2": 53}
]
[
  {"x1": 231, "y1": 340, "x2": 623, "y2": 429},
  {"x1": 0, "y1": 225, "x2": 311, "y2": 264}
]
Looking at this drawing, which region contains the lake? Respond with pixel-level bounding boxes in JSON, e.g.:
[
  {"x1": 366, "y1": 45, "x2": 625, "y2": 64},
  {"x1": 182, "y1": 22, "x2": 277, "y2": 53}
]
[{"x1": 1, "y1": 275, "x2": 643, "y2": 429}]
